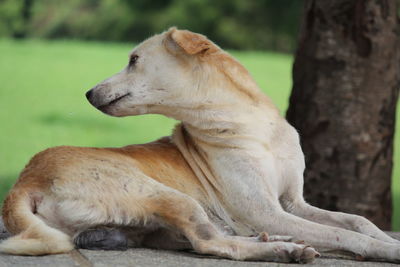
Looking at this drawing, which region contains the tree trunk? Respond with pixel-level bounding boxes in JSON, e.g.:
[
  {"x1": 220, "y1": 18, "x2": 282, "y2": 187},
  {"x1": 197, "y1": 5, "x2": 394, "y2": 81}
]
[{"x1": 286, "y1": 0, "x2": 400, "y2": 230}]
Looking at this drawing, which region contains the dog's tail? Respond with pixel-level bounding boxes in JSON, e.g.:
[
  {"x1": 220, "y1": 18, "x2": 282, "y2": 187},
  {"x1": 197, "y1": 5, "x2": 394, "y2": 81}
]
[{"x1": 0, "y1": 186, "x2": 74, "y2": 255}]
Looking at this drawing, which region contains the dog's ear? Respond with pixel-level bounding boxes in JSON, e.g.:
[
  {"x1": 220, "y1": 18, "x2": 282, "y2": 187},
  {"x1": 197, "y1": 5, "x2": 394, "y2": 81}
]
[{"x1": 164, "y1": 27, "x2": 218, "y2": 56}]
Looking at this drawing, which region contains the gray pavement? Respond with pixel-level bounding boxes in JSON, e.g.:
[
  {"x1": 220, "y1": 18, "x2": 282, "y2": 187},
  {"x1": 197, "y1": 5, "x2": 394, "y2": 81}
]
[{"x1": 0, "y1": 217, "x2": 399, "y2": 267}]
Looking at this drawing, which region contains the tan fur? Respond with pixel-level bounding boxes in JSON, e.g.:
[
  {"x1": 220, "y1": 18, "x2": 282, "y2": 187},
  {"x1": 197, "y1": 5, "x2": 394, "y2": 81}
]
[
  {"x1": 1, "y1": 28, "x2": 399, "y2": 262},
  {"x1": 122, "y1": 138, "x2": 205, "y2": 198},
  {"x1": 169, "y1": 28, "x2": 218, "y2": 55}
]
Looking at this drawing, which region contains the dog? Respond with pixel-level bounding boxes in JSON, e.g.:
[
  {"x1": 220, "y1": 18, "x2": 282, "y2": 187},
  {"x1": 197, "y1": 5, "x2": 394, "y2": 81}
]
[{"x1": 0, "y1": 27, "x2": 399, "y2": 263}]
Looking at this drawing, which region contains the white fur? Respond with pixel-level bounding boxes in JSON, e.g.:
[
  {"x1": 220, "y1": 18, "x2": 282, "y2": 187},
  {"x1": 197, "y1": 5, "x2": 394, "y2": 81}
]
[
  {"x1": 86, "y1": 28, "x2": 400, "y2": 260},
  {"x1": 2, "y1": 28, "x2": 399, "y2": 262}
]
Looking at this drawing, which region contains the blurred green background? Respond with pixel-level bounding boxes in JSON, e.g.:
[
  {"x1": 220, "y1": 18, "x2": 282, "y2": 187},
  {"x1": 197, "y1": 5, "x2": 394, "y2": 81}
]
[
  {"x1": 0, "y1": 0, "x2": 398, "y2": 230},
  {"x1": 0, "y1": 0, "x2": 302, "y2": 51}
]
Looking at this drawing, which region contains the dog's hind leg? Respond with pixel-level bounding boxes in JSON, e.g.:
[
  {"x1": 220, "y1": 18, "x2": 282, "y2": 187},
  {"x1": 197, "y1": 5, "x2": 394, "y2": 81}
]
[{"x1": 145, "y1": 191, "x2": 319, "y2": 263}]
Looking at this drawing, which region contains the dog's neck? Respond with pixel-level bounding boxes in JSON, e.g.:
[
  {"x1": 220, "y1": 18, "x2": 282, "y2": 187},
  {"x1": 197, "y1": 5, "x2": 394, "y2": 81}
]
[{"x1": 169, "y1": 97, "x2": 282, "y2": 150}]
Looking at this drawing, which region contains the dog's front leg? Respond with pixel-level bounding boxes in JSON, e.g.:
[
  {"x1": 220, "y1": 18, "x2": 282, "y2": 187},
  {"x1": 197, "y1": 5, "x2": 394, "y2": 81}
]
[
  {"x1": 284, "y1": 199, "x2": 400, "y2": 245},
  {"x1": 207, "y1": 150, "x2": 400, "y2": 262},
  {"x1": 256, "y1": 210, "x2": 400, "y2": 262}
]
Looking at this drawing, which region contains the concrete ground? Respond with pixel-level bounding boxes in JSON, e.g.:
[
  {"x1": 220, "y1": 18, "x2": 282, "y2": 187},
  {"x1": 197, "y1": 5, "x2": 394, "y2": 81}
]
[{"x1": 0, "y1": 217, "x2": 399, "y2": 267}]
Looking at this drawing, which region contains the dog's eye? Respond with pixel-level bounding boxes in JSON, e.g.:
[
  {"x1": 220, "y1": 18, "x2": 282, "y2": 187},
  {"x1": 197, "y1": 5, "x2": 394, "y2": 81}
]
[{"x1": 129, "y1": 55, "x2": 139, "y2": 67}]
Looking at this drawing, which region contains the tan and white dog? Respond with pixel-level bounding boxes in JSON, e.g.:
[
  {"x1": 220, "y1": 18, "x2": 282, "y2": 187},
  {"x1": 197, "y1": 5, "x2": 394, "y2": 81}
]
[{"x1": 1, "y1": 28, "x2": 399, "y2": 263}]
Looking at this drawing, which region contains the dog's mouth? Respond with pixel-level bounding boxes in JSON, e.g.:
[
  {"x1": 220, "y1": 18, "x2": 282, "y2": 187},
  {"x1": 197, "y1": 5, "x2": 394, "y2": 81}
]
[{"x1": 97, "y1": 93, "x2": 131, "y2": 111}]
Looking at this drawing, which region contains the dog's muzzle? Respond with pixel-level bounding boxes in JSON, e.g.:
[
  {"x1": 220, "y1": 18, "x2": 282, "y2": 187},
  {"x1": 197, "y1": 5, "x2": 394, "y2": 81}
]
[{"x1": 85, "y1": 87, "x2": 131, "y2": 113}]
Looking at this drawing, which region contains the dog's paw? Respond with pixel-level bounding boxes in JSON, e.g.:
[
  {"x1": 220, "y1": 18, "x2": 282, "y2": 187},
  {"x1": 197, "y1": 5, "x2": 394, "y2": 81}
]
[
  {"x1": 297, "y1": 245, "x2": 321, "y2": 263},
  {"x1": 273, "y1": 243, "x2": 320, "y2": 263}
]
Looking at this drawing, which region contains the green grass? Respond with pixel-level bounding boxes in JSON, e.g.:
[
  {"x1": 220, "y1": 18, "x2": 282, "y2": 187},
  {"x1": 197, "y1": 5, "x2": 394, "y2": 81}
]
[{"x1": 0, "y1": 39, "x2": 398, "y2": 230}]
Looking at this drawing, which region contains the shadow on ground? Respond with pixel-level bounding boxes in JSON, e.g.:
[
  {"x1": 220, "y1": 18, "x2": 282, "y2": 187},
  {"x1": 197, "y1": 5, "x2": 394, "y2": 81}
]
[{"x1": 0, "y1": 217, "x2": 399, "y2": 267}]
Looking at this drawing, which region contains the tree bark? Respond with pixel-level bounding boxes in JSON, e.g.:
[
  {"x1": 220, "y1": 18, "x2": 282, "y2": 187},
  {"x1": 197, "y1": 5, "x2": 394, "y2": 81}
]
[{"x1": 286, "y1": 0, "x2": 400, "y2": 230}]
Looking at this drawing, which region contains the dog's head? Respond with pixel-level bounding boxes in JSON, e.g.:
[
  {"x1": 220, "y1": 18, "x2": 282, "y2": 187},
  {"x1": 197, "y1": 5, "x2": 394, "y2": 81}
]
[{"x1": 86, "y1": 27, "x2": 262, "y2": 118}]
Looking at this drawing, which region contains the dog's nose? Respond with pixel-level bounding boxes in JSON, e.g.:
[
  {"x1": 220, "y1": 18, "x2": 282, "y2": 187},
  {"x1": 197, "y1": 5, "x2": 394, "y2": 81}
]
[{"x1": 85, "y1": 89, "x2": 93, "y2": 100}]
